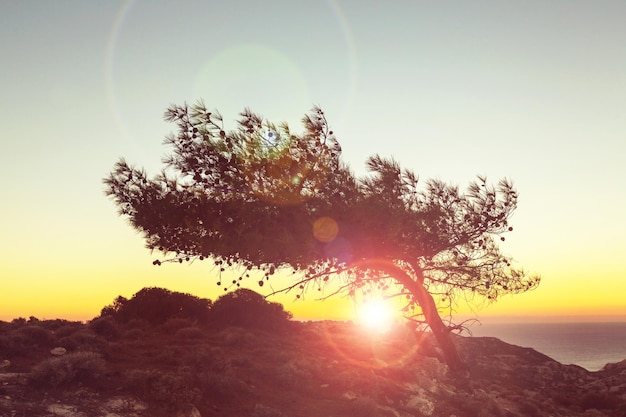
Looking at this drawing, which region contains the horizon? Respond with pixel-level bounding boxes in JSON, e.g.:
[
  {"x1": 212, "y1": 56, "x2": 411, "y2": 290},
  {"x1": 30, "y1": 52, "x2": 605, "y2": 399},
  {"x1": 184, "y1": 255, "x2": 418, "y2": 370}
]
[{"x1": 2, "y1": 284, "x2": 625, "y2": 325}]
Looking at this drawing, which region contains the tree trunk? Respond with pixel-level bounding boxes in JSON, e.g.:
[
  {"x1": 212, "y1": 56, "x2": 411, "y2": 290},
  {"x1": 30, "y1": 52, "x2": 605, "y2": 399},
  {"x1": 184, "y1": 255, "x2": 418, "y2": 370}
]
[
  {"x1": 409, "y1": 275, "x2": 467, "y2": 373},
  {"x1": 356, "y1": 259, "x2": 467, "y2": 373}
]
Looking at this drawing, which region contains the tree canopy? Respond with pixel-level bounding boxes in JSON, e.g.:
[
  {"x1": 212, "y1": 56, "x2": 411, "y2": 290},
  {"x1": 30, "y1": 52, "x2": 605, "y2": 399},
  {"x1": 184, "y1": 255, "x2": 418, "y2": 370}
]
[{"x1": 104, "y1": 101, "x2": 539, "y2": 371}]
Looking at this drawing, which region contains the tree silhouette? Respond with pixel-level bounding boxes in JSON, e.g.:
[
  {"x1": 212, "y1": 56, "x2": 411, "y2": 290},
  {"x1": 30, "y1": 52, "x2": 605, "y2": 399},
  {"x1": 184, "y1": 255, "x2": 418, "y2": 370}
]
[
  {"x1": 208, "y1": 288, "x2": 293, "y2": 331},
  {"x1": 104, "y1": 101, "x2": 539, "y2": 371},
  {"x1": 100, "y1": 287, "x2": 212, "y2": 324}
]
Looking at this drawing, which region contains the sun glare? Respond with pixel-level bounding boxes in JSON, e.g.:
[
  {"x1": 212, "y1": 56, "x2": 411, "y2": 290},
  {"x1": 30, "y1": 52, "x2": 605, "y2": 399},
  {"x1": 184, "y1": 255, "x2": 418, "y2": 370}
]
[{"x1": 357, "y1": 298, "x2": 394, "y2": 333}]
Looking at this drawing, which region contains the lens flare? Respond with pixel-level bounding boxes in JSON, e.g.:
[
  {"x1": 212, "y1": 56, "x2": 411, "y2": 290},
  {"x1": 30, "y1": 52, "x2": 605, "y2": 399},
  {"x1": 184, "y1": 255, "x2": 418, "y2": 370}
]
[
  {"x1": 358, "y1": 298, "x2": 394, "y2": 333},
  {"x1": 313, "y1": 216, "x2": 339, "y2": 243}
]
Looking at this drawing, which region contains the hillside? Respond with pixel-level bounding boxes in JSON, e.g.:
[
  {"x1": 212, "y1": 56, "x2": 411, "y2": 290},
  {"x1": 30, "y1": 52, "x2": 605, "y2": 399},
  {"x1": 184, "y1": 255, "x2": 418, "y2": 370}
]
[{"x1": 1, "y1": 290, "x2": 625, "y2": 417}]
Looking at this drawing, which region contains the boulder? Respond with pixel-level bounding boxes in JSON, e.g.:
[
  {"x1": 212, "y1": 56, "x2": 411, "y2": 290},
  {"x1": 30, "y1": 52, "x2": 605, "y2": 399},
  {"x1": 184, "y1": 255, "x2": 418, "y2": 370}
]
[{"x1": 50, "y1": 347, "x2": 67, "y2": 356}]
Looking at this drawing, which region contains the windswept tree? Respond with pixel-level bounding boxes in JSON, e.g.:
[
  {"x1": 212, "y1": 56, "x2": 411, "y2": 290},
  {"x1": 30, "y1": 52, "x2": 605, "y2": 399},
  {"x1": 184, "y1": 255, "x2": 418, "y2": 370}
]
[{"x1": 104, "y1": 101, "x2": 539, "y2": 371}]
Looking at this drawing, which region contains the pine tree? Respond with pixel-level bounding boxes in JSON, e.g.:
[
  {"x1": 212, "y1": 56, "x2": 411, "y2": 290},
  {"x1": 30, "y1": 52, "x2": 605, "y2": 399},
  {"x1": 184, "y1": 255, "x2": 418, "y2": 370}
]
[{"x1": 104, "y1": 101, "x2": 540, "y2": 371}]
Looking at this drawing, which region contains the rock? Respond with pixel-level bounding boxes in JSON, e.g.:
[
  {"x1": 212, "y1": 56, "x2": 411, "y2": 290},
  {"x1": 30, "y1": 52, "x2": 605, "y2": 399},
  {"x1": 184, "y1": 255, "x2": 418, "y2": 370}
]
[
  {"x1": 342, "y1": 391, "x2": 357, "y2": 400},
  {"x1": 50, "y1": 347, "x2": 67, "y2": 356},
  {"x1": 0, "y1": 359, "x2": 10, "y2": 371},
  {"x1": 47, "y1": 403, "x2": 86, "y2": 416},
  {"x1": 177, "y1": 404, "x2": 202, "y2": 417},
  {"x1": 103, "y1": 396, "x2": 148, "y2": 413},
  {"x1": 0, "y1": 373, "x2": 28, "y2": 385},
  {"x1": 406, "y1": 395, "x2": 435, "y2": 416}
]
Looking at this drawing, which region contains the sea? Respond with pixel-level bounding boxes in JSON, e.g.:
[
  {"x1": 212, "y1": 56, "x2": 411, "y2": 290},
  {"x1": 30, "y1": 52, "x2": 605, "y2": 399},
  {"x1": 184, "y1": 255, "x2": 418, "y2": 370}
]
[{"x1": 469, "y1": 321, "x2": 626, "y2": 371}]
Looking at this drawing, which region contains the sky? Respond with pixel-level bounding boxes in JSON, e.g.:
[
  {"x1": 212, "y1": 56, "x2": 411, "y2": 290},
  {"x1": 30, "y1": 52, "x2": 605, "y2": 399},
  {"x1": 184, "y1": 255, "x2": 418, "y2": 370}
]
[{"x1": 1, "y1": 0, "x2": 625, "y2": 323}]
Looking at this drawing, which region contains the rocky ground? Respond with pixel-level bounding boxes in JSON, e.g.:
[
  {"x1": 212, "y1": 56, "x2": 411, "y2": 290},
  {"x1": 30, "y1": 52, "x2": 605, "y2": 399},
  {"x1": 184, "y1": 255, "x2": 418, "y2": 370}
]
[{"x1": 1, "y1": 317, "x2": 625, "y2": 417}]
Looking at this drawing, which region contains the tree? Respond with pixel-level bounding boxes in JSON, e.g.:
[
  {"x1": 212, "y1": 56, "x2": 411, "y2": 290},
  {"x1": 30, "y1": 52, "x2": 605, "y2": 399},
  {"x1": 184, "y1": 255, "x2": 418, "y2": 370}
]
[{"x1": 104, "y1": 101, "x2": 540, "y2": 371}]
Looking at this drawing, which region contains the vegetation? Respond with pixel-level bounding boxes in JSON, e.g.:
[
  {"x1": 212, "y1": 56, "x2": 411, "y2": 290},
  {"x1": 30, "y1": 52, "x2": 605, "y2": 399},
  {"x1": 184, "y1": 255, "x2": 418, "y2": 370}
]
[
  {"x1": 104, "y1": 102, "x2": 540, "y2": 370},
  {"x1": 29, "y1": 351, "x2": 106, "y2": 388},
  {"x1": 98, "y1": 287, "x2": 292, "y2": 332},
  {"x1": 208, "y1": 288, "x2": 292, "y2": 331},
  {"x1": 0, "y1": 293, "x2": 624, "y2": 417},
  {"x1": 99, "y1": 287, "x2": 212, "y2": 325}
]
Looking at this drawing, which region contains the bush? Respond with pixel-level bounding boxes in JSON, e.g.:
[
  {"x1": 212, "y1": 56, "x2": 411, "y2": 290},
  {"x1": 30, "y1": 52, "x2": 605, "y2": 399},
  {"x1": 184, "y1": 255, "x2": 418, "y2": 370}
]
[
  {"x1": 60, "y1": 329, "x2": 105, "y2": 352},
  {"x1": 29, "y1": 352, "x2": 106, "y2": 387},
  {"x1": 0, "y1": 326, "x2": 54, "y2": 355},
  {"x1": 14, "y1": 325, "x2": 53, "y2": 346},
  {"x1": 100, "y1": 287, "x2": 212, "y2": 325},
  {"x1": 124, "y1": 367, "x2": 247, "y2": 410},
  {"x1": 54, "y1": 322, "x2": 84, "y2": 338},
  {"x1": 124, "y1": 369, "x2": 199, "y2": 411},
  {"x1": 123, "y1": 328, "x2": 144, "y2": 340},
  {"x1": 125, "y1": 318, "x2": 151, "y2": 329},
  {"x1": 580, "y1": 391, "x2": 622, "y2": 411},
  {"x1": 89, "y1": 316, "x2": 120, "y2": 339},
  {"x1": 275, "y1": 361, "x2": 313, "y2": 388},
  {"x1": 251, "y1": 404, "x2": 288, "y2": 417},
  {"x1": 175, "y1": 326, "x2": 203, "y2": 340},
  {"x1": 0, "y1": 320, "x2": 10, "y2": 332},
  {"x1": 0, "y1": 335, "x2": 18, "y2": 356},
  {"x1": 181, "y1": 347, "x2": 229, "y2": 373},
  {"x1": 194, "y1": 370, "x2": 249, "y2": 402},
  {"x1": 162, "y1": 318, "x2": 196, "y2": 332},
  {"x1": 39, "y1": 319, "x2": 83, "y2": 332},
  {"x1": 208, "y1": 288, "x2": 292, "y2": 332},
  {"x1": 219, "y1": 326, "x2": 257, "y2": 347}
]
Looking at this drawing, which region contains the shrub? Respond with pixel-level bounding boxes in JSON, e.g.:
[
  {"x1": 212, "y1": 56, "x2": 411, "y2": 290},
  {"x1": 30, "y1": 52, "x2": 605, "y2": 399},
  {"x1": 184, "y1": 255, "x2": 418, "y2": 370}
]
[
  {"x1": 275, "y1": 361, "x2": 313, "y2": 388},
  {"x1": 10, "y1": 317, "x2": 26, "y2": 328},
  {"x1": 66, "y1": 329, "x2": 105, "y2": 352},
  {"x1": 251, "y1": 404, "x2": 288, "y2": 417},
  {"x1": 579, "y1": 391, "x2": 622, "y2": 411},
  {"x1": 0, "y1": 335, "x2": 18, "y2": 356},
  {"x1": 29, "y1": 352, "x2": 106, "y2": 387},
  {"x1": 162, "y1": 317, "x2": 195, "y2": 332},
  {"x1": 208, "y1": 288, "x2": 292, "y2": 332},
  {"x1": 0, "y1": 326, "x2": 54, "y2": 355},
  {"x1": 100, "y1": 287, "x2": 212, "y2": 325},
  {"x1": 175, "y1": 326, "x2": 203, "y2": 340},
  {"x1": 14, "y1": 325, "x2": 53, "y2": 346},
  {"x1": 194, "y1": 370, "x2": 249, "y2": 402},
  {"x1": 124, "y1": 369, "x2": 199, "y2": 411},
  {"x1": 219, "y1": 326, "x2": 257, "y2": 347},
  {"x1": 0, "y1": 320, "x2": 10, "y2": 333},
  {"x1": 123, "y1": 328, "x2": 144, "y2": 340},
  {"x1": 125, "y1": 318, "x2": 151, "y2": 329},
  {"x1": 54, "y1": 322, "x2": 84, "y2": 338},
  {"x1": 181, "y1": 347, "x2": 229, "y2": 373},
  {"x1": 89, "y1": 316, "x2": 120, "y2": 339},
  {"x1": 39, "y1": 319, "x2": 83, "y2": 332},
  {"x1": 125, "y1": 361, "x2": 249, "y2": 410},
  {"x1": 149, "y1": 346, "x2": 183, "y2": 367}
]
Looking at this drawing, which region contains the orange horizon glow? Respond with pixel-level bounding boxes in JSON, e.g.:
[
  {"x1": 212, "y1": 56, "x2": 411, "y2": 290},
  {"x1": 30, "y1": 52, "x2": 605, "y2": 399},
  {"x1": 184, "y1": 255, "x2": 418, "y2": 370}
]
[{"x1": 2, "y1": 273, "x2": 625, "y2": 324}]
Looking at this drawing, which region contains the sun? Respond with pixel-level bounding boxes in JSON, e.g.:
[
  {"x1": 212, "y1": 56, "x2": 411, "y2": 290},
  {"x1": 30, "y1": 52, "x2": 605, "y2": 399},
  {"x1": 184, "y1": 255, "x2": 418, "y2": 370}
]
[{"x1": 357, "y1": 298, "x2": 395, "y2": 333}]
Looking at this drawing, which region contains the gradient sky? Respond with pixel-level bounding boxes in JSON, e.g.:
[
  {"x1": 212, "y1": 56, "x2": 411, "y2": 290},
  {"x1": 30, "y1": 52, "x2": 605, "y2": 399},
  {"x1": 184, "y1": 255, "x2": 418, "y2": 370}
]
[{"x1": 1, "y1": 1, "x2": 625, "y2": 323}]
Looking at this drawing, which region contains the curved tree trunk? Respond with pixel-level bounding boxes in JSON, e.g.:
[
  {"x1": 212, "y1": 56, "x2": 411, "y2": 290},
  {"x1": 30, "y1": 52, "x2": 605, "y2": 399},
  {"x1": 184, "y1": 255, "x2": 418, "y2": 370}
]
[
  {"x1": 353, "y1": 259, "x2": 467, "y2": 372},
  {"x1": 408, "y1": 273, "x2": 467, "y2": 373},
  {"x1": 365, "y1": 260, "x2": 467, "y2": 373}
]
